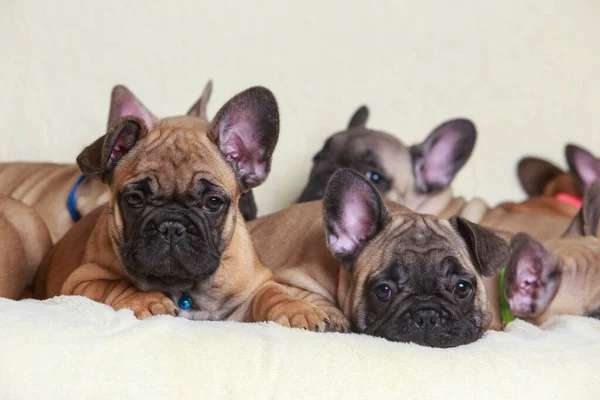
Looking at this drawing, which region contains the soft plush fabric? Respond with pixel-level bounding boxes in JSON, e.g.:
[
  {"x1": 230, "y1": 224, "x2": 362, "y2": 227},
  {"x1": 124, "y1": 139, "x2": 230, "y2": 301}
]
[{"x1": 0, "y1": 296, "x2": 598, "y2": 400}]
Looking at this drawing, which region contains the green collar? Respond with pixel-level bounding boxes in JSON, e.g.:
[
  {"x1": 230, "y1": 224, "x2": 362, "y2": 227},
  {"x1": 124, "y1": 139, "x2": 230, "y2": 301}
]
[{"x1": 499, "y1": 268, "x2": 515, "y2": 325}]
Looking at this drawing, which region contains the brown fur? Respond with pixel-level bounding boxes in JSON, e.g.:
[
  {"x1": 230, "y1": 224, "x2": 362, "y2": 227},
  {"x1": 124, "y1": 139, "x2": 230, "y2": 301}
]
[
  {"x1": 0, "y1": 163, "x2": 109, "y2": 241},
  {"x1": 0, "y1": 195, "x2": 51, "y2": 299},
  {"x1": 498, "y1": 195, "x2": 579, "y2": 218}
]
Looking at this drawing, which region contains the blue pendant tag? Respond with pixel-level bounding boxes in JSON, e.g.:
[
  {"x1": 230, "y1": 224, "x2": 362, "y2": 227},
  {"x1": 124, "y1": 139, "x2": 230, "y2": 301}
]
[{"x1": 178, "y1": 291, "x2": 192, "y2": 310}]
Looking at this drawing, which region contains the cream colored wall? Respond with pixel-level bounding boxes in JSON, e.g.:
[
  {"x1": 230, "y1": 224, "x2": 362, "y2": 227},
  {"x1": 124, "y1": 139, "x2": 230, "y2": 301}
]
[{"x1": 2, "y1": 1, "x2": 599, "y2": 216}]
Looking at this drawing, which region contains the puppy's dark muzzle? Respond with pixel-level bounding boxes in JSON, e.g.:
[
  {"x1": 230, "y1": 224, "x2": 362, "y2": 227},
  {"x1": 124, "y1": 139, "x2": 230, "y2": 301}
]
[
  {"x1": 408, "y1": 300, "x2": 446, "y2": 329},
  {"x1": 411, "y1": 309, "x2": 441, "y2": 329},
  {"x1": 122, "y1": 210, "x2": 222, "y2": 285},
  {"x1": 157, "y1": 221, "x2": 186, "y2": 242},
  {"x1": 142, "y1": 213, "x2": 200, "y2": 243}
]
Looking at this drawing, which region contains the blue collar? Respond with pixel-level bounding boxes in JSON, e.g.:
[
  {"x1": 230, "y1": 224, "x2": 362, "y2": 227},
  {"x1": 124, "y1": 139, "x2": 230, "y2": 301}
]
[{"x1": 67, "y1": 175, "x2": 86, "y2": 222}]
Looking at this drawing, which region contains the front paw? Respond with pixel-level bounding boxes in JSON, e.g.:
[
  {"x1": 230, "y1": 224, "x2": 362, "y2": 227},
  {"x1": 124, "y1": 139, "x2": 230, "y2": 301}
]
[
  {"x1": 267, "y1": 299, "x2": 349, "y2": 333},
  {"x1": 322, "y1": 306, "x2": 351, "y2": 333},
  {"x1": 114, "y1": 291, "x2": 178, "y2": 319}
]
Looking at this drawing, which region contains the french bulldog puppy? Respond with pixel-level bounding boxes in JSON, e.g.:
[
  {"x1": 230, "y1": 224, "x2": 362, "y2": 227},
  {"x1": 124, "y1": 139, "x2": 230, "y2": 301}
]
[
  {"x1": 249, "y1": 169, "x2": 510, "y2": 347},
  {"x1": 298, "y1": 106, "x2": 477, "y2": 209},
  {"x1": 504, "y1": 181, "x2": 600, "y2": 324},
  {"x1": 500, "y1": 144, "x2": 600, "y2": 217},
  {"x1": 34, "y1": 87, "x2": 339, "y2": 331},
  {"x1": 0, "y1": 81, "x2": 257, "y2": 242},
  {"x1": 0, "y1": 195, "x2": 51, "y2": 299}
]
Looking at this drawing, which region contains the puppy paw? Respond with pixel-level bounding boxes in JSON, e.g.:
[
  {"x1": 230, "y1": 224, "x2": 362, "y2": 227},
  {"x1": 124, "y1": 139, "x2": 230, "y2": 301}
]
[
  {"x1": 322, "y1": 306, "x2": 351, "y2": 333},
  {"x1": 114, "y1": 291, "x2": 178, "y2": 319},
  {"x1": 267, "y1": 299, "x2": 346, "y2": 332}
]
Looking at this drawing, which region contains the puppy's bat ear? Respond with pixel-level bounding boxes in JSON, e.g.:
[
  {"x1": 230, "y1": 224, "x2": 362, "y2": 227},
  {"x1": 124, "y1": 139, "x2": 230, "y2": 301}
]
[
  {"x1": 77, "y1": 116, "x2": 148, "y2": 184},
  {"x1": 347, "y1": 106, "x2": 369, "y2": 129},
  {"x1": 517, "y1": 157, "x2": 564, "y2": 197},
  {"x1": 504, "y1": 232, "x2": 560, "y2": 318},
  {"x1": 209, "y1": 86, "x2": 279, "y2": 191},
  {"x1": 563, "y1": 181, "x2": 600, "y2": 237},
  {"x1": 450, "y1": 216, "x2": 510, "y2": 277},
  {"x1": 411, "y1": 118, "x2": 476, "y2": 193},
  {"x1": 107, "y1": 85, "x2": 159, "y2": 131},
  {"x1": 323, "y1": 168, "x2": 389, "y2": 271},
  {"x1": 565, "y1": 144, "x2": 600, "y2": 194},
  {"x1": 187, "y1": 80, "x2": 213, "y2": 119}
]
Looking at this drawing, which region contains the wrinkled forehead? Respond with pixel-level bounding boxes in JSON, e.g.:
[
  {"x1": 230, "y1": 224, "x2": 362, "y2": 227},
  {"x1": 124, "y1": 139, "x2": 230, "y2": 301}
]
[
  {"x1": 358, "y1": 215, "x2": 475, "y2": 278},
  {"x1": 113, "y1": 126, "x2": 237, "y2": 195},
  {"x1": 159, "y1": 115, "x2": 210, "y2": 131}
]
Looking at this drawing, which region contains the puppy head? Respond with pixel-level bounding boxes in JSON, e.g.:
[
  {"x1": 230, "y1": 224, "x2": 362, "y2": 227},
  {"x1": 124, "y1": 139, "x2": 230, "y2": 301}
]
[
  {"x1": 106, "y1": 81, "x2": 258, "y2": 221},
  {"x1": 324, "y1": 169, "x2": 509, "y2": 347},
  {"x1": 77, "y1": 87, "x2": 279, "y2": 291},
  {"x1": 516, "y1": 144, "x2": 600, "y2": 200},
  {"x1": 505, "y1": 181, "x2": 600, "y2": 322},
  {"x1": 299, "y1": 107, "x2": 476, "y2": 211}
]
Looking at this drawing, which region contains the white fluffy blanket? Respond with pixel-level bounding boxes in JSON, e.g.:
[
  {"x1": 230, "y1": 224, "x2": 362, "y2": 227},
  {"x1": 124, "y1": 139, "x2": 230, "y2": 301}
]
[{"x1": 1, "y1": 296, "x2": 599, "y2": 400}]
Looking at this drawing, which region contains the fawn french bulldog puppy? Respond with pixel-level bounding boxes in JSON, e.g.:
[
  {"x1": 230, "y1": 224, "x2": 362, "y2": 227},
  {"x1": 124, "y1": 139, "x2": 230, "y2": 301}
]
[
  {"x1": 0, "y1": 195, "x2": 51, "y2": 299},
  {"x1": 249, "y1": 169, "x2": 510, "y2": 347},
  {"x1": 504, "y1": 181, "x2": 600, "y2": 324},
  {"x1": 500, "y1": 144, "x2": 600, "y2": 218},
  {"x1": 34, "y1": 87, "x2": 337, "y2": 331},
  {"x1": 0, "y1": 81, "x2": 257, "y2": 242},
  {"x1": 298, "y1": 106, "x2": 477, "y2": 209}
]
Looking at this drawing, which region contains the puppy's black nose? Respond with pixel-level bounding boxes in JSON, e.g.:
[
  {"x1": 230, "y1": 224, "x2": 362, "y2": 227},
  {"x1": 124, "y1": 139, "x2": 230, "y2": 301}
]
[
  {"x1": 412, "y1": 309, "x2": 440, "y2": 328},
  {"x1": 158, "y1": 221, "x2": 186, "y2": 242}
]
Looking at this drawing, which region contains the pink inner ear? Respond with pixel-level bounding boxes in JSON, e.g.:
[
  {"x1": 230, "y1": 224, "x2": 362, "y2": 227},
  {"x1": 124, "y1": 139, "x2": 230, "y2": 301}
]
[
  {"x1": 329, "y1": 191, "x2": 373, "y2": 255},
  {"x1": 109, "y1": 133, "x2": 133, "y2": 165},
  {"x1": 423, "y1": 132, "x2": 461, "y2": 186},
  {"x1": 575, "y1": 153, "x2": 600, "y2": 187},
  {"x1": 506, "y1": 253, "x2": 542, "y2": 316},
  {"x1": 221, "y1": 120, "x2": 267, "y2": 186},
  {"x1": 506, "y1": 236, "x2": 561, "y2": 317},
  {"x1": 514, "y1": 256, "x2": 542, "y2": 290}
]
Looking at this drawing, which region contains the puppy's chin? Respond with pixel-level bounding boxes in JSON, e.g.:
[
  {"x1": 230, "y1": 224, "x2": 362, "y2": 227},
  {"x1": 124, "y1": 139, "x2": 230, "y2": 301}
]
[{"x1": 120, "y1": 251, "x2": 221, "y2": 292}]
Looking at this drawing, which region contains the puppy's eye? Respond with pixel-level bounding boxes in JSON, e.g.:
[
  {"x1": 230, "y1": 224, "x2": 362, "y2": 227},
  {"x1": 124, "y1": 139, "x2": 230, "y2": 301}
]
[
  {"x1": 373, "y1": 284, "x2": 393, "y2": 301},
  {"x1": 453, "y1": 280, "x2": 473, "y2": 300},
  {"x1": 203, "y1": 196, "x2": 225, "y2": 212},
  {"x1": 125, "y1": 192, "x2": 144, "y2": 208},
  {"x1": 365, "y1": 171, "x2": 385, "y2": 185}
]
